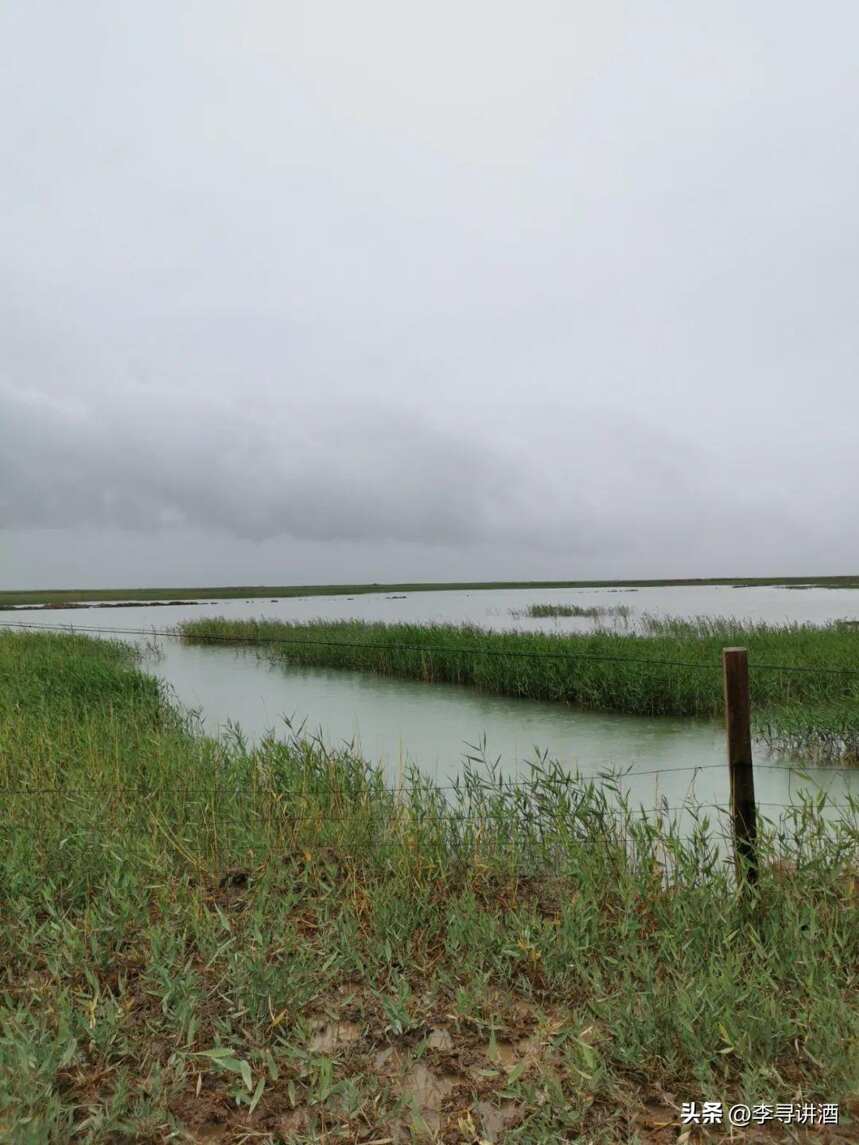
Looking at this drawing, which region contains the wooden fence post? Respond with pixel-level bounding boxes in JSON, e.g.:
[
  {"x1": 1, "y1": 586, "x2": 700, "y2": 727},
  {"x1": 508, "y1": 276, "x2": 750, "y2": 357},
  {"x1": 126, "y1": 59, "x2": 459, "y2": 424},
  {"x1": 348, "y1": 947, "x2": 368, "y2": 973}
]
[{"x1": 722, "y1": 647, "x2": 758, "y2": 888}]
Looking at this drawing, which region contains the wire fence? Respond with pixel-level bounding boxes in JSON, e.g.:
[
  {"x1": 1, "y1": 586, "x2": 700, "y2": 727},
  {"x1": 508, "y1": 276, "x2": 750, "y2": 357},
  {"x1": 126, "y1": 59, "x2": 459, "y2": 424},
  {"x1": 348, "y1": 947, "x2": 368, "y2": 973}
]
[
  {"x1": 1, "y1": 759, "x2": 858, "y2": 792},
  {"x1": 2, "y1": 617, "x2": 858, "y2": 842},
  {"x1": 0, "y1": 774, "x2": 854, "y2": 819},
  {"x1": 4, "y1": 616, "x2": 859, "y2": 677},
  {"x1": 0, "y1": 782, "x2": 854, "y2": 822}
]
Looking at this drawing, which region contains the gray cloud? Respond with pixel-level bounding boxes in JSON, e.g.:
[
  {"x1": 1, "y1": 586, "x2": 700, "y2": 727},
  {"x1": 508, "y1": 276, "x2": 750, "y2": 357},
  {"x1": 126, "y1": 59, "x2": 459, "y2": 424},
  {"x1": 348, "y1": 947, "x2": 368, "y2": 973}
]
[
  {"x1": 0, "y1": 383, "x2": 507, "y2": 542},
  {"x1": 1, "y1": 2, "x2": 858, "y2": 587}
]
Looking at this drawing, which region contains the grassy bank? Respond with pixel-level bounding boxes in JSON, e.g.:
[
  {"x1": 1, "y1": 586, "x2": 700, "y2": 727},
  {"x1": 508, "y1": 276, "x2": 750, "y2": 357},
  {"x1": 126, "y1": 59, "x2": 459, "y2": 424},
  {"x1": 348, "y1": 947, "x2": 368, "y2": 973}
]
[
  {"x1": 180, "y1": 616, "x2": 859, "y2": 763},
  {"x1": 4, "y1": 573, "x2": 859, "y2": 608},
  {"x1": 1, "y1": 630, "x2": 858, "y2": 1142}
]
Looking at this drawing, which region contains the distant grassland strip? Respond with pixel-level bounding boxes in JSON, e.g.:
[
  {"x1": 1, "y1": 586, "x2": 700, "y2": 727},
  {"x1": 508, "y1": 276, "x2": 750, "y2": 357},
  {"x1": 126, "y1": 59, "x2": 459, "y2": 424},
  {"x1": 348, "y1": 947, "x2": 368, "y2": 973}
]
[
  {"x1": 4, "y1": 571, "x2": 859, "y2": 607},
  {"x1": 180, "y1": 616, "x2": 859, "y2": 763},
  {"x1": 1, "y1": 629, "x2": 857, "y2": 1139}
]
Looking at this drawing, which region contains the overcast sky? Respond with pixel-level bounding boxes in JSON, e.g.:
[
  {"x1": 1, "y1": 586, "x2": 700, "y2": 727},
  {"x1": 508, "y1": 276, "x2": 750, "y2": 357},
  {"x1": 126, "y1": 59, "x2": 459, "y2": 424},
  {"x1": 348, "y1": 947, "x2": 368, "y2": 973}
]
[{"x1": 2, "y1": 2, "x2": 857, "y2": 588}]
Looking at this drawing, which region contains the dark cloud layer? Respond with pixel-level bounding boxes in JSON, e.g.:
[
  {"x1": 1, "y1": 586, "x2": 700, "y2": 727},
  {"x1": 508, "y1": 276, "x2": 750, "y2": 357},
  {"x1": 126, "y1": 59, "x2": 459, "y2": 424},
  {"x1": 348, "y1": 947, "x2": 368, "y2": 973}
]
[
  {"x1": 0, "y1": 381, "x2": 615, "y2": 547},
  {"x1": 1, "y1": 2, "x2": 858, "y2": 587}
]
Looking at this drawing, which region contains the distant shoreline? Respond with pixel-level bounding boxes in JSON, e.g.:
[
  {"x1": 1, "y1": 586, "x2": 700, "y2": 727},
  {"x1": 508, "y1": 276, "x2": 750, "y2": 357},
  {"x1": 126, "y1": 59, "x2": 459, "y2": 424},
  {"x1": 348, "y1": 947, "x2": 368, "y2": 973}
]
[{"x1": 2, "y1": 574, "x2": 859, "y2": 609}]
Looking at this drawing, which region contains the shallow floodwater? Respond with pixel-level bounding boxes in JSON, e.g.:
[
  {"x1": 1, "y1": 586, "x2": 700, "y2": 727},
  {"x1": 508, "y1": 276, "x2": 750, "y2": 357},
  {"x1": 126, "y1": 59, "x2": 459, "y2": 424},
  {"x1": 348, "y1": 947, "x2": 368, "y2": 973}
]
[{"x1": 5, "y1": 584, "x2": 859, "y2": 822}]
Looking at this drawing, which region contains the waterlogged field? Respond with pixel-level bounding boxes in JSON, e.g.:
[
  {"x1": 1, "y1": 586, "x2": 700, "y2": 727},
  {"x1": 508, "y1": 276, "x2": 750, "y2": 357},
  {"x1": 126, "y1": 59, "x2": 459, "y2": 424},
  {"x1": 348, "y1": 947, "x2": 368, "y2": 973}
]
[
  {"x1": 5, "y1": 573, "x2": 859, "y2": 610},
  {"x1": 0, "y1": 630, "x2": 857, "y2": 1143},
  {"x1": 180, "y1": 616, "x2": 859, "y2": 765}
]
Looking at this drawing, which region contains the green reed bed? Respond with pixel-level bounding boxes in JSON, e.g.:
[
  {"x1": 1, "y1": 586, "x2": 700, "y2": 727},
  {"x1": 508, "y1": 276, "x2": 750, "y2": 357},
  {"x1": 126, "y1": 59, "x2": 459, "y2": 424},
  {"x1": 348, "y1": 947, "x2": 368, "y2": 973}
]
[
  {"x1": 1, "y1": 630, "x2": 858, "y2": 1142},
  {"x1": 180, "y1": 616, "x2": 859, "y2": 764},
  {"x1": 509, "y1": 603, "x2": 632, "y2": 620}
]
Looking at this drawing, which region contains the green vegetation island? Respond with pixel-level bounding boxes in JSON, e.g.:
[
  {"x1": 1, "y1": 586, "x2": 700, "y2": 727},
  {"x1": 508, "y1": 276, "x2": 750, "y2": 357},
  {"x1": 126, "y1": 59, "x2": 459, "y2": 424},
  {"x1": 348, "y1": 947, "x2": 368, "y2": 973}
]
[
  {"x1": 181, "y1": 615, "x2": 859, "y2": 764},
  {"x1": 3, "y1": 572, "x2": 859, "y2": 608},
  {"x1": 0, "y1": 628, "x2": 856, "y2": 1140}
]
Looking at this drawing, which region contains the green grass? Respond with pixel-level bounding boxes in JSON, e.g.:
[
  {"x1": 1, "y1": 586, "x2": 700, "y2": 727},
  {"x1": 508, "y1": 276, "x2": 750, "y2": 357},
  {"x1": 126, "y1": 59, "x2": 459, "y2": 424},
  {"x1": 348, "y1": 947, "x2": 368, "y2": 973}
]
[
  {"x1": 1, "y1": 630, "x2": 857, "y2": 1141},
  {"x1": 4, "y1": 572, "x2": 859, "y2": 608},
  {"x1": 511, "y1": 603, "x2": 632, "y2": 620},
  {"x1": 180, "y1": 616, "x2": 859, "y2": 764}
]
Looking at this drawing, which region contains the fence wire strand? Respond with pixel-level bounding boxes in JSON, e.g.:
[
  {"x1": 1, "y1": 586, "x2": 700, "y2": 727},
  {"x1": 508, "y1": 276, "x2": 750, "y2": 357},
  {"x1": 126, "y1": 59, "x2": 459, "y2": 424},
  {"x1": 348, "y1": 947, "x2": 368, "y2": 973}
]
[
  {"x1": 2, "y1": 619, "x2": 857, "y2": 828},
  {"x1": 5, "y1": 617, "x2": 859, "y2": 678}
]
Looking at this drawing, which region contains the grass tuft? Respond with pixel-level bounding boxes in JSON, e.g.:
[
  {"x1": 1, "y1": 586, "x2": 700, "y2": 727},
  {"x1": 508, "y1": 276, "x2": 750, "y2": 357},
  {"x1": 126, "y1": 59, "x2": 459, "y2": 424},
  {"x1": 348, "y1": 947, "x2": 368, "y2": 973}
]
[{"x1": 509, "y1": 602, "x2": 632, "y2": 620}]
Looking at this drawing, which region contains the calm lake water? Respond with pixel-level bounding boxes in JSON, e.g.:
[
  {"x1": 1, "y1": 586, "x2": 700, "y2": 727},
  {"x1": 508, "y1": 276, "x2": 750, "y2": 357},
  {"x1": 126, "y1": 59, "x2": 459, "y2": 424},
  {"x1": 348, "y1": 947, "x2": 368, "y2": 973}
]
[{"x1": 6, "y1": 584, "x2": 859, "y2": 822}]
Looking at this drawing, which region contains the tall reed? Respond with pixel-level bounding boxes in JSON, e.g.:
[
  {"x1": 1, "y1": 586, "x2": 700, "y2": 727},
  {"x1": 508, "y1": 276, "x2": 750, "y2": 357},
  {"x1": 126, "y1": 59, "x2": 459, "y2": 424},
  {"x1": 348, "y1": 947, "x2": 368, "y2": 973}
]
[{"x1": 180, "y1": 616, "x2": 859, "y2": 762}]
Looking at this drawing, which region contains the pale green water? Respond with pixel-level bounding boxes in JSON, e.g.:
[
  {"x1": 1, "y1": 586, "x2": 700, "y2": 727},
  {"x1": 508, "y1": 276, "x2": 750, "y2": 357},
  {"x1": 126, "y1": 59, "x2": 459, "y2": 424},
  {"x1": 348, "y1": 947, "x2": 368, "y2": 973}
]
[{"x1": 5, "y1": 584, "x2": 858, "y2": 823}]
